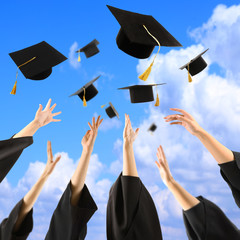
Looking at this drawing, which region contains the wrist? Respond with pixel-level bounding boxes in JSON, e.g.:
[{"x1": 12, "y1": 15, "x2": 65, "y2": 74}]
[
  {"x1": 32, "y1": 119, "x2": 42, "y2": 129},
  {"x1": 165, "y1": 177, "x2": 176, "y2": 189},
  {"x1": 82, "y1": 146, "x2": 93, "y2": 155},
  {"x1": 123, "y1": 140, "x2": 133, "y2": 148},
  {"x1": 194, "y1": 127, "x2": 207, "y2": 138},
  {"x1": 39, "y1": 172, "x2": 49, "y2": 181}
]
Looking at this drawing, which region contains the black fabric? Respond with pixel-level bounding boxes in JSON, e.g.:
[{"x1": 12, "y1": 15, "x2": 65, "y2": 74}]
[
  {"x1": 219, "y1": 151, "x2": 240, "y2": 208},
  {"x1": 45, "y1": 182, "x2": 97, "y2": 240},
  {"x1": 107, "y1": 5, "x2": 182, "y2": 59},
  {"x1": 9, "y1": 41, "x2": 67, "y2": 80},
  {"x1": 79, "y1": 39, "x2": 100, "y2": 58},
  {"x1": 107, "y1": 173, "x2": 162, "y2": 240},
  {"x1": 0, "y1": 199, "x2": 33, "y2": 240},
  {"x1": 183, "y1": 196, "x2": 240, "y2": 240},
  {"x1": 0, "y1": 136, "x2": 33, "y2": 183}
]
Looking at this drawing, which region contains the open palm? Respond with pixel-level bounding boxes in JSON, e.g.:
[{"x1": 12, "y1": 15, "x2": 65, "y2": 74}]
[
  {"x1": 123, "y1": 114, "x2": 139, "y2": 144},
  {"x1": 34, "y1": 98, "x2": 61, "y2": 127}
]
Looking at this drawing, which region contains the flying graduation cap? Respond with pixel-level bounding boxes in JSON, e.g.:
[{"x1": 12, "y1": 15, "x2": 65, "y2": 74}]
[
  {"x1": 9, "y1": 41, "x2": 67, "y2": 94},
  {"x1": 69, "y1": 75, "x2": 100, "y2": 107},
  {"x1": 103, "y1": 102, "x2": 120, "y2": 119},
  {"x1": 118, "y1": 83, "x2": 166, "y2": 105},
  {"x1": 148, "y1": 123, "x2": 157, "y2": 132},
  {"x1": 179, "y1": 49, "x2": 209, "y2": 82},
  {"x1": 107, "y1": 5, "x2": 182, "y2": 81},
  {"x1": 76, "y1": 39, "x2": 100, "y2": 62}
]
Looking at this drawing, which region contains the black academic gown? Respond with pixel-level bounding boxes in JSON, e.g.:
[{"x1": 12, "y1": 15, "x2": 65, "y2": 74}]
[
  {"x1": 183, "y1": 196, "x2": 240, "y2": 240},
  {"x1": 107, "y1": 173, "x2": 162, "y2": 240},
  {"x1": 219, "y1": 151, "x2": 240, "y2": 208},
  {"x1": 0, "y1": 136, "x2": 33, "y2": 183},
  {"x1": 0, "y1": 199, "x2": 33, "y2": 240},
  {"x1": 45, "y1": 182, "x2": 98, "y2": 240}
]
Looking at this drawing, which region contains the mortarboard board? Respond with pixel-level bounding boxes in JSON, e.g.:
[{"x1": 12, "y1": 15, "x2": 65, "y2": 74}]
[
  {"x1": 148, "y1": 123, "x2": 157, "y2": 132},
  {"x1": 69, "y1": 75, "x2": 100, "y2": 106},
  {"x1": 76, "y1": 39, "x2": 100, "y2": 62},
  {"x1": 107, "y1": 5, "x2": 182, "y2": 81},
  {"x1": 105, "y1": 102, "x2": 119, "y2": 119},
  {"x1": 118, "y1": 83, "x2": 166, "y2": 104},
  {"x1": 179, "y1": 49, "x2": 209, "y2": 82},
  {"x1": 9, "y1": 41, "x2": 67, "y2": 94},
  {"x1": 107, "y1": 5, "x2": 182, "y2": 59}
]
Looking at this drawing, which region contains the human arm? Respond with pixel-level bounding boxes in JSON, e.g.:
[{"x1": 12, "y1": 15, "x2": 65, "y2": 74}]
[
  {"x1": 13, "y1": 98, "x2": 61, "y2": 138},
  {"x1": 13, "y1": 141, "x2": 61, "y2": 233},
  {"x1": 164, "y1": 108, "x2": 234, "y2": 164},
  {"x1": 122, "y1": 114, "x2": 139, "y2": 177},
  {"x1": 70, "y1": 116, "x2": 103, "y2": 206},
  {"x1": 155, "y1": 145, "x2": 199, "y2": 211}
]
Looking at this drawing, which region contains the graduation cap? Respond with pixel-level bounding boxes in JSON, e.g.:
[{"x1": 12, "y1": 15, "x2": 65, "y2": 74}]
[
  {"x1": 102, "y1": 102, "x2": 120, "y2": 119},
  {"x1": 69, "y1": 75, "x2": 100, "y2": 107},
  {"x1": 76, "y1": 39, "x2": 100, "y2": 62},
  {"x1": 180, "y1": 49, "x2": 209, "y2": 82},
  {"x1": 107, "y1": 5, "x2": 182, "y2": 81},
  {"x1": 148, "y1": 123, "x2": 157, "y2": 132},
  {"x1": 118, "y1": 83, "x2": 166, "y2": 105},
  {"x1": 9, "y1": 41, "x2": 67, "y2": 94}
]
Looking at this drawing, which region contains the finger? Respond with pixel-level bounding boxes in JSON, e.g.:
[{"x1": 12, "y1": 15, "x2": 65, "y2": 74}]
[
  {"x1": 155, "y1": 161, "x2": 160, "y2": 169},
  {"x1": 170, "y1": 108, "x2": 193, "y2": 119},
  {"x1": 52, "y1": 119, "x2": 61, "y2": 122},
  {"x1": 160, "y1": 145, "x2": 167, "y2": 163},
  {"x1": 99, "y1": 119, "x2": 103, "y2": 126},
  {"x1": 92, "y1": 117, "x2": 96, "y2": 129},
  {"x1": 50, "y1": 103, "x2": 57, "y2": 112},
  {"x1": 165, "y1": 117, "x2": 180, "y2": 122},
  {"x1": 96, "y1": 115, "x2": 101, "y2": 126},
  {"x1": 52, "y1": 111, "x2": 62, "y2": 117},
  {"x1": 170, "y1": 122, "x2": 182, "y2": 125},
  {"x1": 36, "y1": 104, "x2": 43, "y2": 115},
  {"x1": 54, "y1": 155, "x2": 61, "y2": 164},
  {"x1": 88, "y1": 122, "x2": 93, "y2": 131},
  {"x1": 175, "y1": 115, "x2": 191, "y2": 124},
  {"x1": 164, "y1": 114, "x2": 184, "y2": 119},
  {"x1": 135, "y1": 128, "x2": 140, "y2": 136},
  {"x1": 47, "y1": 141, "x2": 53, "y2": 161},
  {"x1": 45, "y1": 98, "x2": 52, "y2": 110}
]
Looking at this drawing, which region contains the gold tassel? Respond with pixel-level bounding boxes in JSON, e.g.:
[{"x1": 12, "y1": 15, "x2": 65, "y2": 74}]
[
  {"x1": 101, "y1": 104, "x2": 106, "y2": 108},
  {"x1": 188, "y1": 64, "x2": 192, "y2": 83},
  {"x1": 10, "y1": 81, "x2": 17, "y2": 95},
  {"x1": 10, "y1": 56, "x2": 36, "y2": 95},
  {"x1": 83, "y1": 88, "x2": 87, "y2": 107},
  {"x1": 78, "y1": 52, "x2": 81, "y2": 62},
  {"x1": 138, "y1": 25, "x2": 161, "y2": 81},
  {"x1": 154, "y1": 85, "x2": 160, "y2": 106}
]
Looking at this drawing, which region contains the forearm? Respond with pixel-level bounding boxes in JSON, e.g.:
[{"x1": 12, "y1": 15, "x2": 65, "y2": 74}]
[
  {"x1": 70, "y1": 148, "x2": 92, "y2": 206},
  {"x1": 196, "y1": 128, "x2": 234, "y2": 164},
  {"x1": 13, "y1": 173, "x2": 48, "y2": 232},
  {"x1": 166, "y1": 179, "x2": 200, "y2": 211},
  {"x1": 123, "y1": 142, "x2": 138, "y2": 177},
  {"x1": 13, "y1": 120, "x2": 41, "y2": 138}
]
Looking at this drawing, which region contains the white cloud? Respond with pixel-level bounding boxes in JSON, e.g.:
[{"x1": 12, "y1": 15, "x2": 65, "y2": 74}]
[
  {"x1": 68, "y1": 41, "x2": 81, "y2": 69},
  {"x1": 190, "y1": 4, "x2": 240, "y2": 79},
  {"x1": 99, "y1": 117, "x2": 122, "y2": 132}
]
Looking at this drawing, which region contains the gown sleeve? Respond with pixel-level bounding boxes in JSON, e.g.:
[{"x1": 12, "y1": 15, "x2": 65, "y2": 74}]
[
  {"x1": 219, "y1": 151, "x2": 240, "y2": 207},
  {"x1": 106, "y1": 172, "x2": 162, "y2": 240},
  {"x1": 44, "y1": 181, "x2": 98, "y2": 240},
  {"x1": 0, "y1": 136, "x2": 33, "y2": 183},
  {"x1": 0, "y1": 199, "x2": 33, "y2": 240},
  {"x1": 183, "y1": 196, "x2": 240, "y2": 240}
]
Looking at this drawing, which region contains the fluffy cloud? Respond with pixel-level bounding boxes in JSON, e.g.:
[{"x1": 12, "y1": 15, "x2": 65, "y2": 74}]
[
  {"x1": 68, "y1": 41, "x2": 81, "y2": 69},
  {"x1": 190, "y1": 4, "x2": 240, "y2": 79}
]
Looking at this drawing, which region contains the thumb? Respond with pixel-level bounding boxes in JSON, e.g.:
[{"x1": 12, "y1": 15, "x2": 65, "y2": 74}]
[{"x1": 36, "y1": 104, "x2": 43, "y2": 115}]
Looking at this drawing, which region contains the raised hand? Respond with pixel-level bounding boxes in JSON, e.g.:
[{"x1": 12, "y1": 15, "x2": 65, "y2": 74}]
[
  {"x1": 42, "y1": 141, "x2": 61, "y2": 177},
  {"x1": 34, "y1": 98, "x2": 61, "y2": 127},
  {"x1": 123, "y1": 114, "x2": 139, "y2": 145},
  {"x1": 164, "y1": 108, "x2": 203, "y2": 136},
  {"x1": 155, "y1": 145, "x2": 174, "y2": 186},
  {"x1": 81, "y1": 115, "x2": 103, "y2": 150}
]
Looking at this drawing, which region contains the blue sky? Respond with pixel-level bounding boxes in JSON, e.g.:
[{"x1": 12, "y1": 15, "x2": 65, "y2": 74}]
[{"x1": 1, "y1": 1, "x2": 240, "y2": 239}]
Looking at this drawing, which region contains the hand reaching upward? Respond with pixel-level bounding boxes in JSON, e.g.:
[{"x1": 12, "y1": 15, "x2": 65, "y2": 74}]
[
  {"x1": 34, "y1": 98, "x2": 61, "y2": 127},
  {"x1": 123, "y1": 114, "x2": 139, "y2": 145}
]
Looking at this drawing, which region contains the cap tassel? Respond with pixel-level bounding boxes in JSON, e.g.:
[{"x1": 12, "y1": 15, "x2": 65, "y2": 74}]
[
  {"x1": 78, "y1": 52, "x2": 81, "y2": 62},
  {"x1": 10, "y1": 80, "x2": 17, "y2": 95},
  {"x1": 188, "y1": 64, "x2": 192, "y2": 83},
  {"x1": 138, "y1": 25, "x2": 161, "y2": 81},
  {"x1": 83, "y1": 88, "x2": 87, "y2": 107},
  {"x1": 154, "y1": 86, "x2": 160, "y2": 106},
  {"x1": 101, "y1": 104, "x2": 107, "y2": 108},
  {"x1": 10, "y1": 56, "x2": 36, "y2": 95}
]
